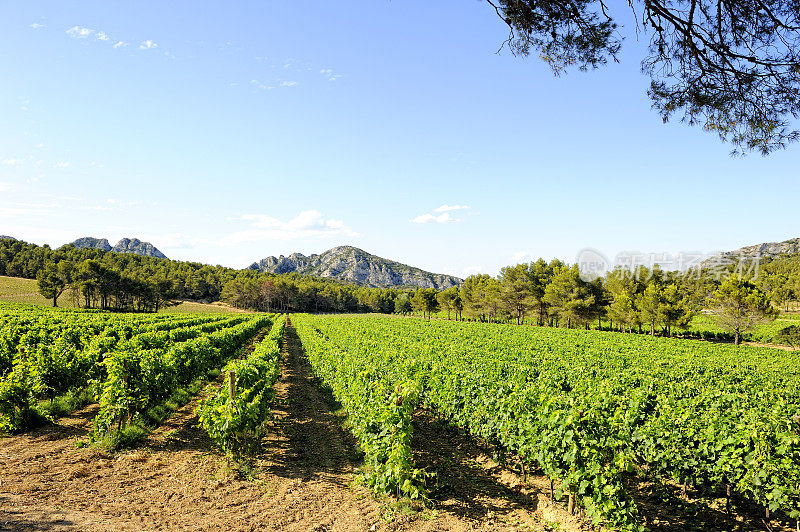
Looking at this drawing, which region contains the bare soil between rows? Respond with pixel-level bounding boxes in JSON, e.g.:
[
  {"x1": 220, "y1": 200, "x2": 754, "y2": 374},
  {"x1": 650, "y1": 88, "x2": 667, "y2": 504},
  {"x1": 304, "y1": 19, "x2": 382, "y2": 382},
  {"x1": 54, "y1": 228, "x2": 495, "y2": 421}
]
[{"x1": 1, "y1": 320, "x2": 794, "y2": 531}]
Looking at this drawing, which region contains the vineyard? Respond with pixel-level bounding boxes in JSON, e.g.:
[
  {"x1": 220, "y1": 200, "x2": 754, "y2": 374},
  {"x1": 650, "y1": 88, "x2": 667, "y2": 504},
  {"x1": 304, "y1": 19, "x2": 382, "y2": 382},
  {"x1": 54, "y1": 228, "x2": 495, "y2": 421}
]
[
  {"x1": 0, "y1": 302, "x2": 281, "y2": 443},
  {"x1": 293, "y1": 313, "x2": 800, "y2": 531},
  {"x1": 3, "y1": 303, "x2": 800, "y2": 531}
]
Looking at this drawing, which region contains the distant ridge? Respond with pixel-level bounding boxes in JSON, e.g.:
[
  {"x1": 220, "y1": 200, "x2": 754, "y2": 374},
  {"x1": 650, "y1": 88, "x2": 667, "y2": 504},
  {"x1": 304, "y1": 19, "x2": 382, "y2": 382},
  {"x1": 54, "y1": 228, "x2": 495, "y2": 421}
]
[
  {"x1": 70, "y1": 237, "x2": 168, "y2": 259},
  {"x1": 701, "y1": 237, "x2": 800, "y2": 267},
  {"x1": 72, "y1": 237, "x2": 112, "y2": 251},
  {"x1": 0, "y1": 235, "x2": 16, "y2": 241},
  {"x1": 249, "y1": 245, "x2": 462, "y2": 289}
]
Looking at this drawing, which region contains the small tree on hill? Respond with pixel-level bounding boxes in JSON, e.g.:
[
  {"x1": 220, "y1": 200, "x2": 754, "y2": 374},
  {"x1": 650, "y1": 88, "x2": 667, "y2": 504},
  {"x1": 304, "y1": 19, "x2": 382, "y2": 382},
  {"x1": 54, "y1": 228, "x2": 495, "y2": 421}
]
[
  {"x1": 394, "y1": 292, "x2": 413, "y2": 315},
  {"x1": 659, "y1": 284, "x2": 693, "y2": 337},
  {"x1": 543, "y1": 265, "x2": 595, "y2": 328},
  {"x1": 37, "y1": 261, "x2": 73, "y2": 307},
  {"x1": 711, "y1": 275, "x2": 777, "y2": 345},
  {"x1": 637, "y1": 284, "x2": 663, "y2": 336},
  {"x1": 411, "y1": 288, "x2": 439, "y2": 319},
  {"x1": 608, "y1": 289, "x2": 636, "y2": 333},
  {"x1": 436, "y1": 287, "x2": 457, "y2": 320},
  {"x1": 452, "y1": 292, "x2": 463, "y2": 321}
]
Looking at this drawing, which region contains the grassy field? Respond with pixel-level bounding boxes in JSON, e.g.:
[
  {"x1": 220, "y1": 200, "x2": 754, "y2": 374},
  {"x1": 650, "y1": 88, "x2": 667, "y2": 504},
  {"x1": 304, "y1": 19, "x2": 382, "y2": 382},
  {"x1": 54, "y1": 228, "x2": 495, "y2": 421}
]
[
  {"x1": 425, "y1": 304, "x2": 800, "y2": 345},
  {"x1": 0, "y1": 275, "x2": 244, "y2": 315},
  {"x1": 159, "y1": 300, "x2": 248, "y2": 314},
  {"x1": 687, "y1": 311, "x2": 800, "y2": 343},
  {"x1": 0, "y1": 276, "x2": 80, "y2": 308}
]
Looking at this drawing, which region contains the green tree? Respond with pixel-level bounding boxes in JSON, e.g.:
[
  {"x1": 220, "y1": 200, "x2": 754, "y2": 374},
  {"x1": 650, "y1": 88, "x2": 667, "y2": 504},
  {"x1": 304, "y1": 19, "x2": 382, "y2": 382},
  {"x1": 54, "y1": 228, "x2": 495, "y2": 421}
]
[
  {"x1": 394, "y1": 292, "x2": 413, "y2": 315},
  {"x1": 530, "y1": 259, "x2": 558, "y2": 326},
  {"x1": 499, "y1": 263, "x2": 533, "y2": 325},
  {"x1": 451, "y1": 292, "x2": 464, "y2": 321},
  {"x1": 637, "y1": 284, "x2": 663, "y2": 336},
  {"x1": 436, "y1": 287, "x2": 459, "y2": 320},
  {"x1": 710, "y1": 275, "x2": 777, "y2": 345},
  {"x1": 460, "y1": 274, "x2": 492, "y2": 322},
  {"x1": 607, "y1": 289, "x2": 636, "y2": 333},
  {"x1": 543, "y1": 265, "x2": 595, "y2": 328},
  {"x1": 36, "y1": 261, "x2": 72, "y2": 307},
  {"x1": 488, "y1": 0, "x2": 800, "y2": 154},
  {"x1": 658, "y1": 283, "x2": 693, "y2": 336},
  {"x1": 411, "y1": 288, "x2": 439, "y2": 319}
]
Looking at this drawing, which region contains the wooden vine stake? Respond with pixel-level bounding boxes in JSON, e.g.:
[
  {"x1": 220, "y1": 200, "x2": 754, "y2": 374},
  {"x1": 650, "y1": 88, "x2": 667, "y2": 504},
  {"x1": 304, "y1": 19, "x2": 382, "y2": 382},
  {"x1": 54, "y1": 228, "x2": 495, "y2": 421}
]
[
  {"x1": 568, "y1": 493, "x2": 576, "y2": 515},
  {"x1": 725, "y1": 483, "x2": 731, "y2": 515},
  {"x1": 228, "y1": 369, "x2": 236, "y2": 398}
]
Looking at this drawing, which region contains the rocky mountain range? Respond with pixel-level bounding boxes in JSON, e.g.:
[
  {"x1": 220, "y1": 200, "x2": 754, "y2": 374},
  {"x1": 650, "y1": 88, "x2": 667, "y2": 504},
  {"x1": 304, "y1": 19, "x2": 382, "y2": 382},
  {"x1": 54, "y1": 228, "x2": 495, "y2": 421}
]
[
  {"x1": 72, "y1": 237, "x2": 112, "y2": 251},
  {"x1": 701, "y1": 237, "x2": 800, "y2": 267},
  {"x1": 249, "y1": 245, "x2": 462, "y2": 289},
  {"x1": 69, "y1": 237, "x2": 168, "y2": 259}
]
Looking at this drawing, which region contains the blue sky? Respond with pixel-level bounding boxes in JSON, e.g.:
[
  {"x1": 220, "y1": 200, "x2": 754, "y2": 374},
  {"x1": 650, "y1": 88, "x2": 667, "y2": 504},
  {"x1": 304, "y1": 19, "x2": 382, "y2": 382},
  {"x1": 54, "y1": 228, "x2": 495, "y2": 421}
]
[{"x1": 1, "y1": 1, "x2": 798, "y2": 278}]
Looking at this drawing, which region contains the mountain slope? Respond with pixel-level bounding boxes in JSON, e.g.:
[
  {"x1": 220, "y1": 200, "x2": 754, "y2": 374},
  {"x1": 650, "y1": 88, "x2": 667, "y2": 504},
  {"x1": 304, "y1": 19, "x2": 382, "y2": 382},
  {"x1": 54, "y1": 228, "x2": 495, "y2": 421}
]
[
  {"x1": 701, "y1": 237, "x2": 800, "y2": 267},
  {"x1": 70, "y1": 237, "x2": 167, "y2": 259},
  {"x1": 111, "y1": 238, "x2": 167, "y2": 259},
  {"x1": 71, "y1": 237, "x2": 112, "y2": 252},
  {"x1": 249, "y1": 245, "x2": 462, "y2": 289}
]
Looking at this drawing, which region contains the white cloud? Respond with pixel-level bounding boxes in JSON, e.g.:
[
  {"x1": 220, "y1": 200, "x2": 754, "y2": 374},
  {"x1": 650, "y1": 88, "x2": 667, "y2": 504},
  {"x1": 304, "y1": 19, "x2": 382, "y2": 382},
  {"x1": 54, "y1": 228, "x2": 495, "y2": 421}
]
[
  {"x1": 510, "y1": 251, "x2": 534, "y2": 263},
  {"x1": 0, "y1": 204, "x2": 49, "y2": 218},
  {"x1": 96, "y1": 31, "x2": 109, "y2": 41},
  {"x1": 250, "y1": 79, "x2": 273, "y2": 91},
  {"x1": 66, "y1": 26, "x2": 93, "y2": 38},
  {"x1": 461, "y1": 265, "x2": 485, "y2": 276},
  {"x1": 319, "y1": 68, "x2": 342, "y2": 81},
  {"x1": 2, "y1": 159, "x2": 22, "y2": 166},
  {"x1": 106, "y1": 198, "x2": 137, "y2": 207},
  {"x1": 55, "y1": 161, "x2": 70, "y2": 168},
  {"x1": 434, "y1": 204, "x2": 469, "y2": 213},
  {"x1": 0, "y1": 181, "x2": 11, "y2": 192},
  {"x1": 30, "y1": 23, "x2": 45, "y2": 29},
  {"x1": 139, "y1": 40, "x2": 157, "y2": 50},
  {"x1": 412, "y1": 212, "x2": 460, "y2": 224},
  {"x1": 222, "y1": 210, "x2": 360, "y2": 244},
  {"x1": 282, "y1": 80, "x2": 298, "y2": 87},
  {"x1": 113, "y1": 41, "x2": 127, "y2": 48}
]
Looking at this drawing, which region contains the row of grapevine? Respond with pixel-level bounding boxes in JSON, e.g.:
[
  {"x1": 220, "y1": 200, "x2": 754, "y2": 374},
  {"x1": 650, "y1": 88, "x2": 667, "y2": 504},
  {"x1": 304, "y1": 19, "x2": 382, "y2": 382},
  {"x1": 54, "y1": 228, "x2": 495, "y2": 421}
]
[
  {"x1": 293, "y1": 317, "x2": 424, "y2": 497},
  {"x1": 0, "y1": 304, "x2": 247, "y2": 432},
  {"x1": 293, "y1": 314, "x2": 800, "y2": 531},
  {"x1": 2, "y1": 314, "x2": 235, "y2": 397},
  {"x1": 0, "y1": 308, "x2": 225, "y2": 377},
  {"x1": 94, "y1": 314, "x2": 273, "y2": 434},
  {"x1": 198, "y1": 316, "x2": 285, "y2": 453}
]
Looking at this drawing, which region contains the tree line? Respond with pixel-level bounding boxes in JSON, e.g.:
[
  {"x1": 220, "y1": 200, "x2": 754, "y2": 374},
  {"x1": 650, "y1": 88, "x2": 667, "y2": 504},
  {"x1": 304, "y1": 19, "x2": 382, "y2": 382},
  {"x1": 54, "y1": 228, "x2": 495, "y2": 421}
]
[
  {"x1": 403, "y1": 258, "x2": 789, "y2": 345},
  {"x1": 0, "y1": 237, "x2": 793, "y2": 342},
  {"x1": 0, "y1": 238, "x2": 402, "y2": 313}
]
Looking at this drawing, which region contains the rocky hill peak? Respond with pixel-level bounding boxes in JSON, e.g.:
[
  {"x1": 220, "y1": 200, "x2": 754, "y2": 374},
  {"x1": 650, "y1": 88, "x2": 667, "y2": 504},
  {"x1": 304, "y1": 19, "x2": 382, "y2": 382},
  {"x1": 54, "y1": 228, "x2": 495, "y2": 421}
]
[{"x1": 249, "y1": 246, "x2": 462, "y2": 289}]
